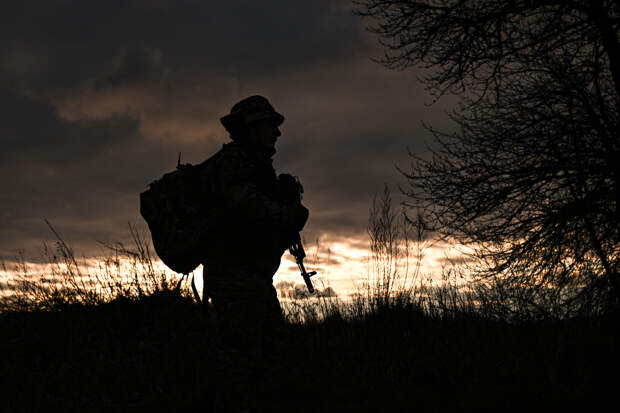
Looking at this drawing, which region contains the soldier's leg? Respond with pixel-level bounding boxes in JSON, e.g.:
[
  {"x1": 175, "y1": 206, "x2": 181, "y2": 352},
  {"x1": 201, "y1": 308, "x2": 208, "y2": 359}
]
[
  {"x1": 203, "y1": 267, "x2": 285, "y2": 409},
  {"x1": 208, "y1": 273, "x2": 281, "y2": 345}
]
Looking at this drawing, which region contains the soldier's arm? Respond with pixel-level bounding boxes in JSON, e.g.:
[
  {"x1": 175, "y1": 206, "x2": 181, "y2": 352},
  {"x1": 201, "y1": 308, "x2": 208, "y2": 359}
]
[{"x1": 215, "y1": 149, "x2": 308, "y2": 231}]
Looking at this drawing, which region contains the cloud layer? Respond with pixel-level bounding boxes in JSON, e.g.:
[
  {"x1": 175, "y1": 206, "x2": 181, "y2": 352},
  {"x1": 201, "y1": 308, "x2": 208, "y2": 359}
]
[{"x1": 1, "y1": 0, "x2": 455, "y2": 268}]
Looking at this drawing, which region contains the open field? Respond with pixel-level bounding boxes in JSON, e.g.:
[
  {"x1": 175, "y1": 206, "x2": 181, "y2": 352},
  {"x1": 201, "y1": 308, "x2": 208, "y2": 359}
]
[
  {"x1": 2, "y1": 218, "x2": 618, "y2": 412},
  {"x1": 1, "y1": 286, "x2": 619, "y2": 412}
]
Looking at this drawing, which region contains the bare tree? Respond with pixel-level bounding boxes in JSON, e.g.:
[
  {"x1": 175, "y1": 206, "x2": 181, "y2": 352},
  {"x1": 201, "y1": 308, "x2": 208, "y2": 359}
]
[{"x1": 356, "y1": 0, "x2": 620, "y2": 309}]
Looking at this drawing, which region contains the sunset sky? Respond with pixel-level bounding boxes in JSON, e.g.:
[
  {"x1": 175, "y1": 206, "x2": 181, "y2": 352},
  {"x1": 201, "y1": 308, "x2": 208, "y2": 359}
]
[{"x1": 1, "y1": 0, "x2": 457, "y2": 293}]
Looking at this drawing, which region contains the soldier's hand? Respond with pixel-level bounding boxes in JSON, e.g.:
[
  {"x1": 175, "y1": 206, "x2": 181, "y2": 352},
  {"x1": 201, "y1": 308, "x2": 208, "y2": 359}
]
[
  {"x1": 278, "y1": 173, "x2": 303, "y2": 204},
  {"x1": 283, "y1": 203, "x2": 309, "y2": 232}
]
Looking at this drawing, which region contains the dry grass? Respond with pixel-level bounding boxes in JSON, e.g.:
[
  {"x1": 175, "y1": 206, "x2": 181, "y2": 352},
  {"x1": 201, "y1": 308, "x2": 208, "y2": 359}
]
[
  {"x1": 0, "y1": 221, "x2": 178, "y2": 313},
  {"x1": 0, "y1": 205, "x2": 618, "y2": 411}
]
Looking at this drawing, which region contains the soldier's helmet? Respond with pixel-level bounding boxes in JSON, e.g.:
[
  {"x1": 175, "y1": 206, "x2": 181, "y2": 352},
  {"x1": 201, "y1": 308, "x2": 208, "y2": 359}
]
[{"x1": 220, "y1": 95, "x2": 284, "y2": 134}]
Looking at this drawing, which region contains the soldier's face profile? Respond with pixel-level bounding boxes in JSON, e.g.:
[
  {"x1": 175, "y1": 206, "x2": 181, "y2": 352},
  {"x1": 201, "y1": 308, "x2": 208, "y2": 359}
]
[{"x1": 248, "y1": 118, "x2": 281, "y2": 151}]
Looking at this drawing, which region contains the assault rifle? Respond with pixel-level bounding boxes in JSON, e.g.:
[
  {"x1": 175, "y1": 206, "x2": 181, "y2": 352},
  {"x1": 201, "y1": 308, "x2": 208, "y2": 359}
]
[
  {"x1": 279, "y1": 173, "x2": 317, "y2": 293},
  {"x1": 289, "y1": 234, "x2": 317, "y2": 293}
]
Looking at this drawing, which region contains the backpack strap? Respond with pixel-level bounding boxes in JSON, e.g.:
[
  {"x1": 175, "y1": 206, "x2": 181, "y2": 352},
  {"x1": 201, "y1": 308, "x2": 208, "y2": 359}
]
[
  {"x1": 190, "y1": 274, "x2": 202, "y2": 305},
  {"x1": 175, "y1": 272, "x2": 203, "y2": 305}
]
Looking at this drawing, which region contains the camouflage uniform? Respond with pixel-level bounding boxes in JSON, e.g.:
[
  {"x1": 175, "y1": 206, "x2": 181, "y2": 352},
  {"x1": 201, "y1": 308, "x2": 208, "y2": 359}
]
[
  {"x1": 202, "y1": 96, "x2": 308, "y2": 409},
  {"x1": 202, "y1": 139, "x2": 300, "y2": 338}
]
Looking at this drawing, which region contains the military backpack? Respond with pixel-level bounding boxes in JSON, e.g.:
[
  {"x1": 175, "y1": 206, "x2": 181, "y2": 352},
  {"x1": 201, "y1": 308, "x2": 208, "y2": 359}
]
[{"x1": 139, "y1": 153, "x2": 221, "y2": 276}]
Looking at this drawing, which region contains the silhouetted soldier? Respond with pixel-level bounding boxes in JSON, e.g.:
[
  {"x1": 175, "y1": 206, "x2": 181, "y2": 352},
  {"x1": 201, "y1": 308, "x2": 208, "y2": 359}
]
[{"x1": 203, "y1": 95, "x2": 309, "y2": 409}]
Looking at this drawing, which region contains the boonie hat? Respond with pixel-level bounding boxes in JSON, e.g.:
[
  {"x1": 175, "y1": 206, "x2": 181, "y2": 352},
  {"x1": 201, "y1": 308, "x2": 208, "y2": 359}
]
[{"x1": 220, "y1": 95, "x2": 284, "y2": 133}]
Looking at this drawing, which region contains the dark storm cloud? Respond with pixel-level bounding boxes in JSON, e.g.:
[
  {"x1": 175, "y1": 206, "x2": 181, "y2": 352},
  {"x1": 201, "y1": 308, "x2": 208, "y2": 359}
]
[
  {"x1": 99, "y1": 48, "x2": 166, "y2": 88},
  {"x1": 1, "y1": 0, "x2": 370, "y2": 89},
  {"x1": 1, "y1": 0, "x2": 455, "y2": 263}
]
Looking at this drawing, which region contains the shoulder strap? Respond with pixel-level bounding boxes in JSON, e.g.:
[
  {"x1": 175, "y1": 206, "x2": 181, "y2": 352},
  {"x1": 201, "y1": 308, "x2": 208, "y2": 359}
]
[{"x1": 175, "y1": 272, "x2": 203, "y2": 305}]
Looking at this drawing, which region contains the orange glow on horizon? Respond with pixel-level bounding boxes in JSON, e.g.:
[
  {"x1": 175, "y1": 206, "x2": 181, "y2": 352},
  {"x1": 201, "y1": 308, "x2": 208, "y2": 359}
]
[{"x1": 0, "y1": 236, "x2": 470, "y2": 300}]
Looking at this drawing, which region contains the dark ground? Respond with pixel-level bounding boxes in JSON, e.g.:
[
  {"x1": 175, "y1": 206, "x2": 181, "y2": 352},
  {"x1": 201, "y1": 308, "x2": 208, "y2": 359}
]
[{"x1": 1, "y1": 290, "x2": 618, "y2": 412}]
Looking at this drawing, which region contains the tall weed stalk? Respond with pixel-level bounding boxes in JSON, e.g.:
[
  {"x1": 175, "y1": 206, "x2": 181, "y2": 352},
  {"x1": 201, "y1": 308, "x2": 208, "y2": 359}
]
[{"x1": 1, "y1": 222, "x2": 176, "y2": 313}]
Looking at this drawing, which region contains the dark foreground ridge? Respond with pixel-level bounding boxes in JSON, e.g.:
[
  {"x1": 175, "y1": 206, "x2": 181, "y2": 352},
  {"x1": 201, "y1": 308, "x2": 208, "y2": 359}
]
[{"x1": 1, "y1": 290, "x2": 618, "y2": 412}]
